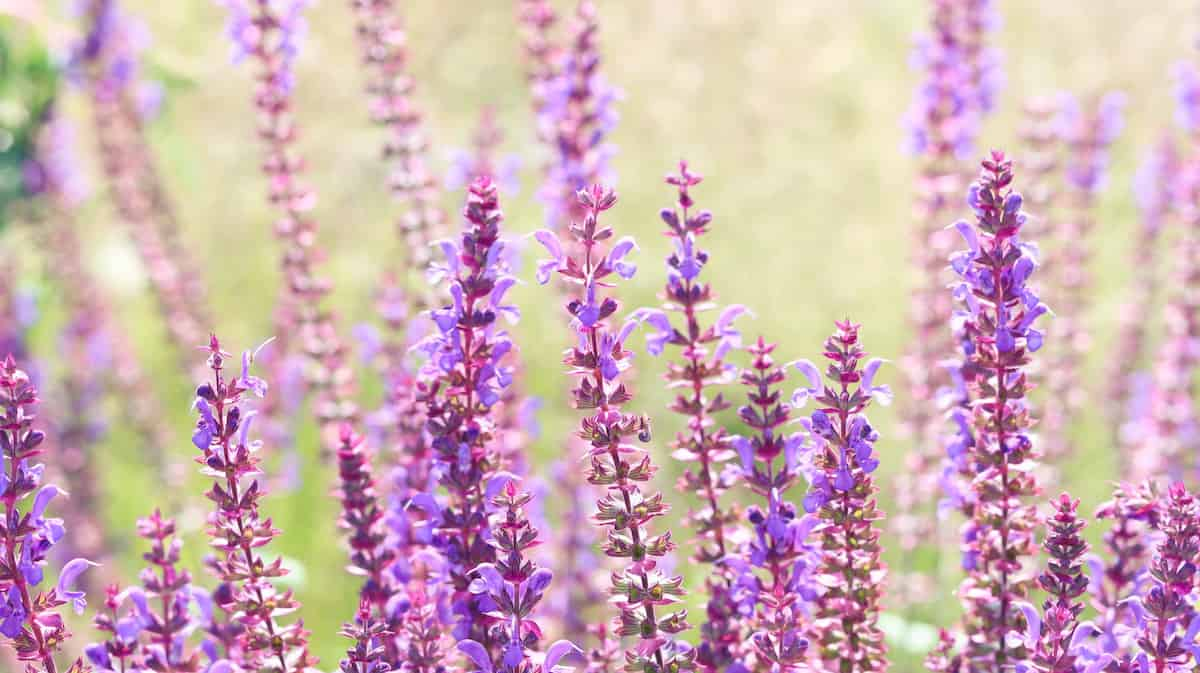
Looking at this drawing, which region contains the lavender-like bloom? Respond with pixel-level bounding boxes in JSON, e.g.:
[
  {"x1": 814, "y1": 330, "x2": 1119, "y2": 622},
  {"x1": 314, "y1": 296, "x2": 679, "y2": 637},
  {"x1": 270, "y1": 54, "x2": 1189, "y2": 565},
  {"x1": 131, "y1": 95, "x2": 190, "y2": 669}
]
[
  {"x1": 413, "y1": 177, "x2": 518, "y2": 643},
  {"x1": 536, "y1": 185, "x2": 694, "y2": 671},
  {"x1": 961, "y1": 0, "x2": 1003, "y2": 118},
  {"x1": 1021, "y1": 494, "x2": 1092, "y2": 673},
  {"x1": 458, "y1": 480, "x2": 582, "y2": 673},
  {"x1": 1130, "y1": 483, "x2": 1199, "y2": 673},
  {"x1": 895, "y1": 0, "x2": 974, "y2": 581},
  {"x1": 535, "y1": 2, "x2": 618, "y2": 231},
  {"x1": 950, "y1": 151, "x2": 1047, "y2": 673},
  {"x1": 336, "y1": 426, "x2": 395, "y2": 624},
  {"x1": 1089, "y1": 482, "x2": 1158, "y2": 659},
  {"x1": 517, "y1": 0, "x2": 564, "y2": 146},
  {"x1": 223, "y1": 0, "x2": 360, "y2": 455},
  {"x1": 0, "y1": 356, "x2": 96, "y2": 673},
  {"x1": 337, "y1": 599, "x2": 391, "y2": 673},
  {"x1": 347, "y1": 0, "x2": 448, "y2": 288},
  {"x1": 726, "y1": 337, "x2": 813, "y2": 672},
  {"x1": 75, "y1": 0, "x2": 212, "y2": 366},
  {"x1": 1106, "y1": 136, "x2": 1178, "y2": 445},
  {"x1": 88, "y1": 510, "x2": 201, "y2": 672},
  {"x1": 795, "y1": 321, "x2": 889, "y2": 673},
  {"x1": 192, "y1": 335, "x2": 317, "y2": 672},
  {"x1": 1041, "y1": 92, "x2": 1124, "y2": 464},
  {"x1": 629, "y1": 161, "x2": 744, "y2": 671}
]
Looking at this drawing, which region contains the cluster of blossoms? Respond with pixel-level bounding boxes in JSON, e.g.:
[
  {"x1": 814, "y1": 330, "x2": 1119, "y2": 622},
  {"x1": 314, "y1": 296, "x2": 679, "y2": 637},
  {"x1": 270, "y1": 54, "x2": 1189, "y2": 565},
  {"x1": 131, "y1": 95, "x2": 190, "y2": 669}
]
[
  {"x1": 895, "y1": 0, "x2": 1002, "y2": 583},
  {"x1": 944, "y1": 152, "x2": 1047, "y2": 673},
  {"x1": 192, "y1": 335, "x2": 317, "y2": 672},
  {"x1": 796, "y1": 321, "x2": 891, "y2": 673},
  {"x1": 537, "y1": 185, "x2": 693, "y2": 671},
  {"x1": 1040, "y1": 92, "x2": 1125, "y2": 464},
  {"x1": 726, "y1": 337, "x2": 813, "y2": 672},
  {"x1": 223, "y1": 0, "x2": 360, "y2": 457},
  {"x1": 0, "y1": 357, "x2": 95, "y2": 673},
  {"x1": 73, "y1": 0, "x2": 212, "y2": 369},
  {"x1": 414, "y1": 177, "x2": 520, "y2": 643},
  {"x1": 1020, "y1": 495, "x2": 1090, "y2": 673},
  {"x1": 630, "y1": 162, "x2": 745, "y2": 671}
]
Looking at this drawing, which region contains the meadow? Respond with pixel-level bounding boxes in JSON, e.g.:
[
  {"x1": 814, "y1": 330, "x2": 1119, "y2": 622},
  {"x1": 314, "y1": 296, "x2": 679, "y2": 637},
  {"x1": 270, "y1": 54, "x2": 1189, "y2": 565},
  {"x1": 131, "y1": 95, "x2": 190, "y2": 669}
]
[{"x1": 4, "y1": 1, "x2": 1200, "y2": 672}]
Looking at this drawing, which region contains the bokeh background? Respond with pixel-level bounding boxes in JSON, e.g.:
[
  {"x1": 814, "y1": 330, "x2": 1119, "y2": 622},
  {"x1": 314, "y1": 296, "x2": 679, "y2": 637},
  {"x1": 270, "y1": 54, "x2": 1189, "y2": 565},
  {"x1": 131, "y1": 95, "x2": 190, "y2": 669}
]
[{"x1": 7, "y1": 1, "x2": 1200, "y2": 671}]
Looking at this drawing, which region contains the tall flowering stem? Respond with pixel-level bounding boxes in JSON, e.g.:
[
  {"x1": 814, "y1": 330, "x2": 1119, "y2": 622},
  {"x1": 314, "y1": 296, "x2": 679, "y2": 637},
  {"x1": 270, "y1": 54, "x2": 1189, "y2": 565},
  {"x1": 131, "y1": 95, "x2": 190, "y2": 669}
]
[
  {"x1": 1090, "y1": 481, "x2": 1158, "y2": 658},
  {"x1": 337, "y1": 599, "x2": 391, "y2": 673},
  {"x1": 949, "y1": 151, "x2": 1047, "y2": 673},
  {"x1": 728, "y1": 337, "x2": 812, "y2": 672},
  {"x1": 1040, "y1": 93, "x2": 1124, "y2": 464},
  {"x1": 86, "y1": 510, "x2": 201, "y2": 672},
  {"x1": 1023, "y1": 494, "x2": 1089, "y2": 673},
  {"x1": 1133, "y1": 483, "x2": 1199, "y2": 673},
  {"x1": 1106, "y1": 136, "x2": 1177, "y2": 445},
  {"x1": 413, "y1": 177, "x2": 519, "y2": 643},
  {"x1": 76, "y1": 0, "x2": 212, "y2": 364},
  {"x1": 0, "y1": 357, "x2": 96, "y2": 673},
  {"x1": 457, "y1": 481, "x2": 582, "y2": 673},
  {"x1": 347, "y1": 0, "x2": 448, "y2": 288},
  {"x1": 517, "y1": 0, "x2": 563, "y2": 144},
  {"x1": 795, "y1": 321, "x2": 890, "y2": 673},
  {"x1": 629, "y1": 161, "x2": 743, "y2": 670},
  {"x1": 895, "y1": 0, "x2": 971, "y2": 575},
  {"x1": 335, "y1": 425, "x2": 394, "y2": 624},
  {"x1": 224, "y1": 0, "x2": 359, "y2": 454},
  {"x1": 536, "y1": 185, "x2": 693, "y2": 672},
  {"x1": 536, "y1": 1, "x2": 617, "y2": 231},
  {"x1": 192, "y1": 335, "x2": 316, "y2": 673}
]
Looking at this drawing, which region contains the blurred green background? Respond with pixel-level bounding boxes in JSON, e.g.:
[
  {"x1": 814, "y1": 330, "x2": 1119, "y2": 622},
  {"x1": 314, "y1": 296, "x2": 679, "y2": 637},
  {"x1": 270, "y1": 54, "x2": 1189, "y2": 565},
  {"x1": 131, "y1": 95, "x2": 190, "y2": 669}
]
[{"x1": 8, "y1": 1, "x2": 1200, "y2": 671}]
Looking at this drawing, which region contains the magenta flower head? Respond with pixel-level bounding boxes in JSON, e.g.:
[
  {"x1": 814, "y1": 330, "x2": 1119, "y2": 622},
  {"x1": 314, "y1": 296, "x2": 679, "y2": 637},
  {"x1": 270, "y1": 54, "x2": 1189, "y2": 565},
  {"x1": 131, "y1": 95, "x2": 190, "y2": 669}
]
[
  {"x1": 726, "y1": 337, "x2": 814, "y2": 673},
  {"x1": 627, "y1": 161, "x2": 745, "y2": 670},
  {"x1": 535, "y1": 2, "x2": 619, "y2": 230},
  {"x1": 191, "y1": 335, "x2": 317, "y2": 673},
  {"x1": 536, "y1": 185, "x2": 694, "y2": 671},
  {"x1": 1019, "y1": 494, "x2": 1092, "y2": 673},
  {"x1": 1128, "y1": 483, "x2": 1200, "y2": 673},
  {"x1": 792, "y1": 321, "x2": 889, "y2": 673},
  {"x1": 949, "y1": 151, "x2": 1047, "y2": 672},
  {"x1": 0, "y1": 355, "x2": 97, "y2": 672},
  {"x1": 335, "y1": 425, "x2": 394, "y2": 621},
  {"x1": 457, "y1": 480, "x2": 583, "y2": 673},
  {"x1": 1089, "y1": 481, "x2": 1158, "y2": 659},
  {"x1": 412, "y1": 177, "x2": 520, "y2": 642},
  {"x1": 337, "y1": 598, "x2": 391, "y2": 673},
  {"x1": 86, "y1": 510, "x2": 201, "y2": 673}
]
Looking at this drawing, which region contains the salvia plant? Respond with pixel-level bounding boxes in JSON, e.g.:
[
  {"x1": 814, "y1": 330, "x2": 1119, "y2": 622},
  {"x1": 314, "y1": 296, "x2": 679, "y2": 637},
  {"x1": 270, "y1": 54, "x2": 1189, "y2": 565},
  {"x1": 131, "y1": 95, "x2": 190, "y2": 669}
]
[{"x1": 14, "y1": 3, "x2": 1200, "y2": 673}]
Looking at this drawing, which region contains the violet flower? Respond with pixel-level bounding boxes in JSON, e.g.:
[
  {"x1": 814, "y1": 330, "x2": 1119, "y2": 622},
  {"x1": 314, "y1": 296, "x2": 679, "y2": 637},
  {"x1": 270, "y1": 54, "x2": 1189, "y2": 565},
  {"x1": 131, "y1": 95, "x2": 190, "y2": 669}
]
[
  {"x1": 1041, "y1": 92, "x2": 1124, "y2": 464},
  {"x1": 895, "y1": 0, "x2": 973, "y2": 584},
  {"x1": 726, "y1": 337, "x2": 815, "y2": 672},
  {"x1": 1089, "y1": 482, "x2": 1158, "y2": 660},
  {"x1": 1020, "y1": 494, "x2": 1093, "y2": 673},
  {"x1": 536, "y1": 185, "x2": 694, "y2": 671},
  {"x1": 458, "y1": 480, "x2": 582, "y2": 673},
  {"x1": 346, "y1": 0, "x2": 448, "y2": 289},
  {"x1": 628, "y1": 161, "x2": 744, "y2": 670},
  {"x1": 1105, "y1": 135, "x2": 1177, "y2": 445},
  {"x1": 191, "y1": 336, "x2": 317, "y2": 673},
  {"x1": 337, "y1": 599, "x2": 391, "y2": 673},
  {"x1": 75, "y1": 0, "x2": 212, "y2": 366},
  {"x1": 949, "y1": 151, "x2": 1047, "y2": 673},
  {"x1": 795, "y1": 321, "x2": 889, "y2": 673},
  {"x1": 412, "y1": 177, "x2": 519, "y2": 644},
  {"x1": 87, "y1": 510, "x2": 201, "y2": 673},
  {"x1": 0, "y1": 356, "x2": 96, "y2": 673},
  {"x1": 223, "y1": 0, "x2": 361, "y2": 457},
  {"x1": 518, "y1": 0, "x2": 564, "y2": 147},
  {"x1": 1129, "y1": 483, "x2": 1199, "y2": 673},
  {"x1": 535, "y1": 1, "x2": 618, "y2": 231},
  {"x1": 335, "y1": 425, "x2": 395, "y2": 625}
]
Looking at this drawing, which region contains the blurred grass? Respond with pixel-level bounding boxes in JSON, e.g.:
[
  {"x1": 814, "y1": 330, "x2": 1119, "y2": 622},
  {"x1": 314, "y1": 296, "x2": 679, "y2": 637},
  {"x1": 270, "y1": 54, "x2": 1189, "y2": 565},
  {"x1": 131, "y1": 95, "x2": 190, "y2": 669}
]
[{"x1": 13, "y1": 1, "x2": 1200, "y2": 670}]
